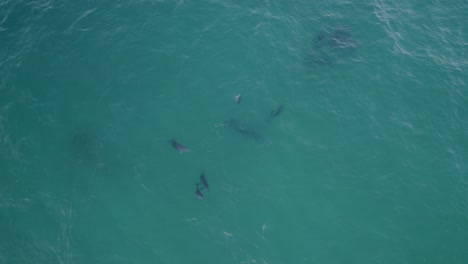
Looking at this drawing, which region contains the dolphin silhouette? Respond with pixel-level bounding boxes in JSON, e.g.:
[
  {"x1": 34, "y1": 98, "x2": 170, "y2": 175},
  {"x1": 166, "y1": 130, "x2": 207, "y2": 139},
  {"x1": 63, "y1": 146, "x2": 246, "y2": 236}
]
[
  {"x1": 228, "y1": 119, "x2": 263, "y2": 141},
  {"x1": 234, "y1": 94, "x2": 242, "y2": 104},
  {"x1": 195, "y1": 186, "x2": 204, "y2": 200},
  {"x1": 170, "y1": 139, "x2": 189, "y2": 153},
  {"x1": 269, "y1": 105, "x2": 283, "y2": 119},
  {"x1": 200, "y1": 172, "x2": 209, "y2": 192}
]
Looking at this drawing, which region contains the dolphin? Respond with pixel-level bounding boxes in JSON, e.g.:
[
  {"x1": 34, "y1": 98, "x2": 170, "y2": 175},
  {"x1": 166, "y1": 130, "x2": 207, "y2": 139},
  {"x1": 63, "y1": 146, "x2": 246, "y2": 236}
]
[
  {"x1": 269, "y1": 105, "x2": 283, "y2": 119},
  {"x1": 195, "y1": 185, "x2": 204, "y2": 200},
  {"x1": 228, "y1": 119, "x2": 263, "y2": 141},
  {"x1": 170, "y1": 139, "x2": 189, "y2": 153},
  {"x1": 200, "y1": 172, "x2": 209, "y2": 192},
  {"x1": 234, "y1": 94, "x2": 242, "y2": 104}
]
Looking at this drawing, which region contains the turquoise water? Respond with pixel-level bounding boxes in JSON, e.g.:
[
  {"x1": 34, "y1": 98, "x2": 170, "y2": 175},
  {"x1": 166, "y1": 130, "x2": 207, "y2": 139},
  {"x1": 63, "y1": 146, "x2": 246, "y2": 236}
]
[{"x1": 1, "y1": 0, "x2": 467, "y2": 263}]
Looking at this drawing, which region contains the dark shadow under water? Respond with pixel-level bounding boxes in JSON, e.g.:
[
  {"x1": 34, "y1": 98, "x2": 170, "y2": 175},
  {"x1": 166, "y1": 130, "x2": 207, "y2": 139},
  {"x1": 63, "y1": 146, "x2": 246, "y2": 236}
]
[
  {"x1": 303, "y1": 25, "x2": 358, "y2": 66},
  {"x1": 228, "y1": 118, "x2": 263, "y2": 141}
]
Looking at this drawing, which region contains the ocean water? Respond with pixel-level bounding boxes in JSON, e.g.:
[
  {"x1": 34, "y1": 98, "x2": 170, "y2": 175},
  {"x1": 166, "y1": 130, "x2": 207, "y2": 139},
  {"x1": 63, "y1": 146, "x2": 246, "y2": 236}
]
[{"x1": 1, "y1": 0, "x2": 467, "y2": 263}]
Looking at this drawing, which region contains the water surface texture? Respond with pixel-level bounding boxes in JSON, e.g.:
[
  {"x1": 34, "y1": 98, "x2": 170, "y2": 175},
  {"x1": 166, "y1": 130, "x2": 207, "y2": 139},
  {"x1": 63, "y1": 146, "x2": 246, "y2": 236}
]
[{"x1": 1, "y1": 1, "x2": 467, "y2": 263}]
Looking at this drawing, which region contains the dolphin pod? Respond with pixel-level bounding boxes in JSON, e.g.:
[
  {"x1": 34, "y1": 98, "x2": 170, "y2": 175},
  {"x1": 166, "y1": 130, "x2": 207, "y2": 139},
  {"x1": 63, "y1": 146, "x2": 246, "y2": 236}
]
[{"x1": 169, "y1": 95, "x2": 285, "y2": 199}]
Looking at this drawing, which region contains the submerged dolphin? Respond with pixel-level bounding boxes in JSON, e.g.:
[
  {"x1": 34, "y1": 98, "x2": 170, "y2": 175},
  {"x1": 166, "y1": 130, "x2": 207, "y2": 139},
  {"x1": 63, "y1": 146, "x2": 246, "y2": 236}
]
[
  {"x1": 305, "y1": 26, "x2": 357, "y2": 65},
  {"x1": 170, "y1": 139, "x2": 189, "y2": 153},
  {"x1": 200, "y1": 172, "x2": 209, "y2": 192},
  {"x1": 195, "y1": 185, "x2": 204, "y2": 200},
  {"x1": 234, "y1": 94, "x2": 242, "y2": 104},
  {"x1": 269, "y1": 105, "x2": 283, "y2": 119},
  {"x1": 228, "y1": 119, "x2": 263, "y2": 141}
]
